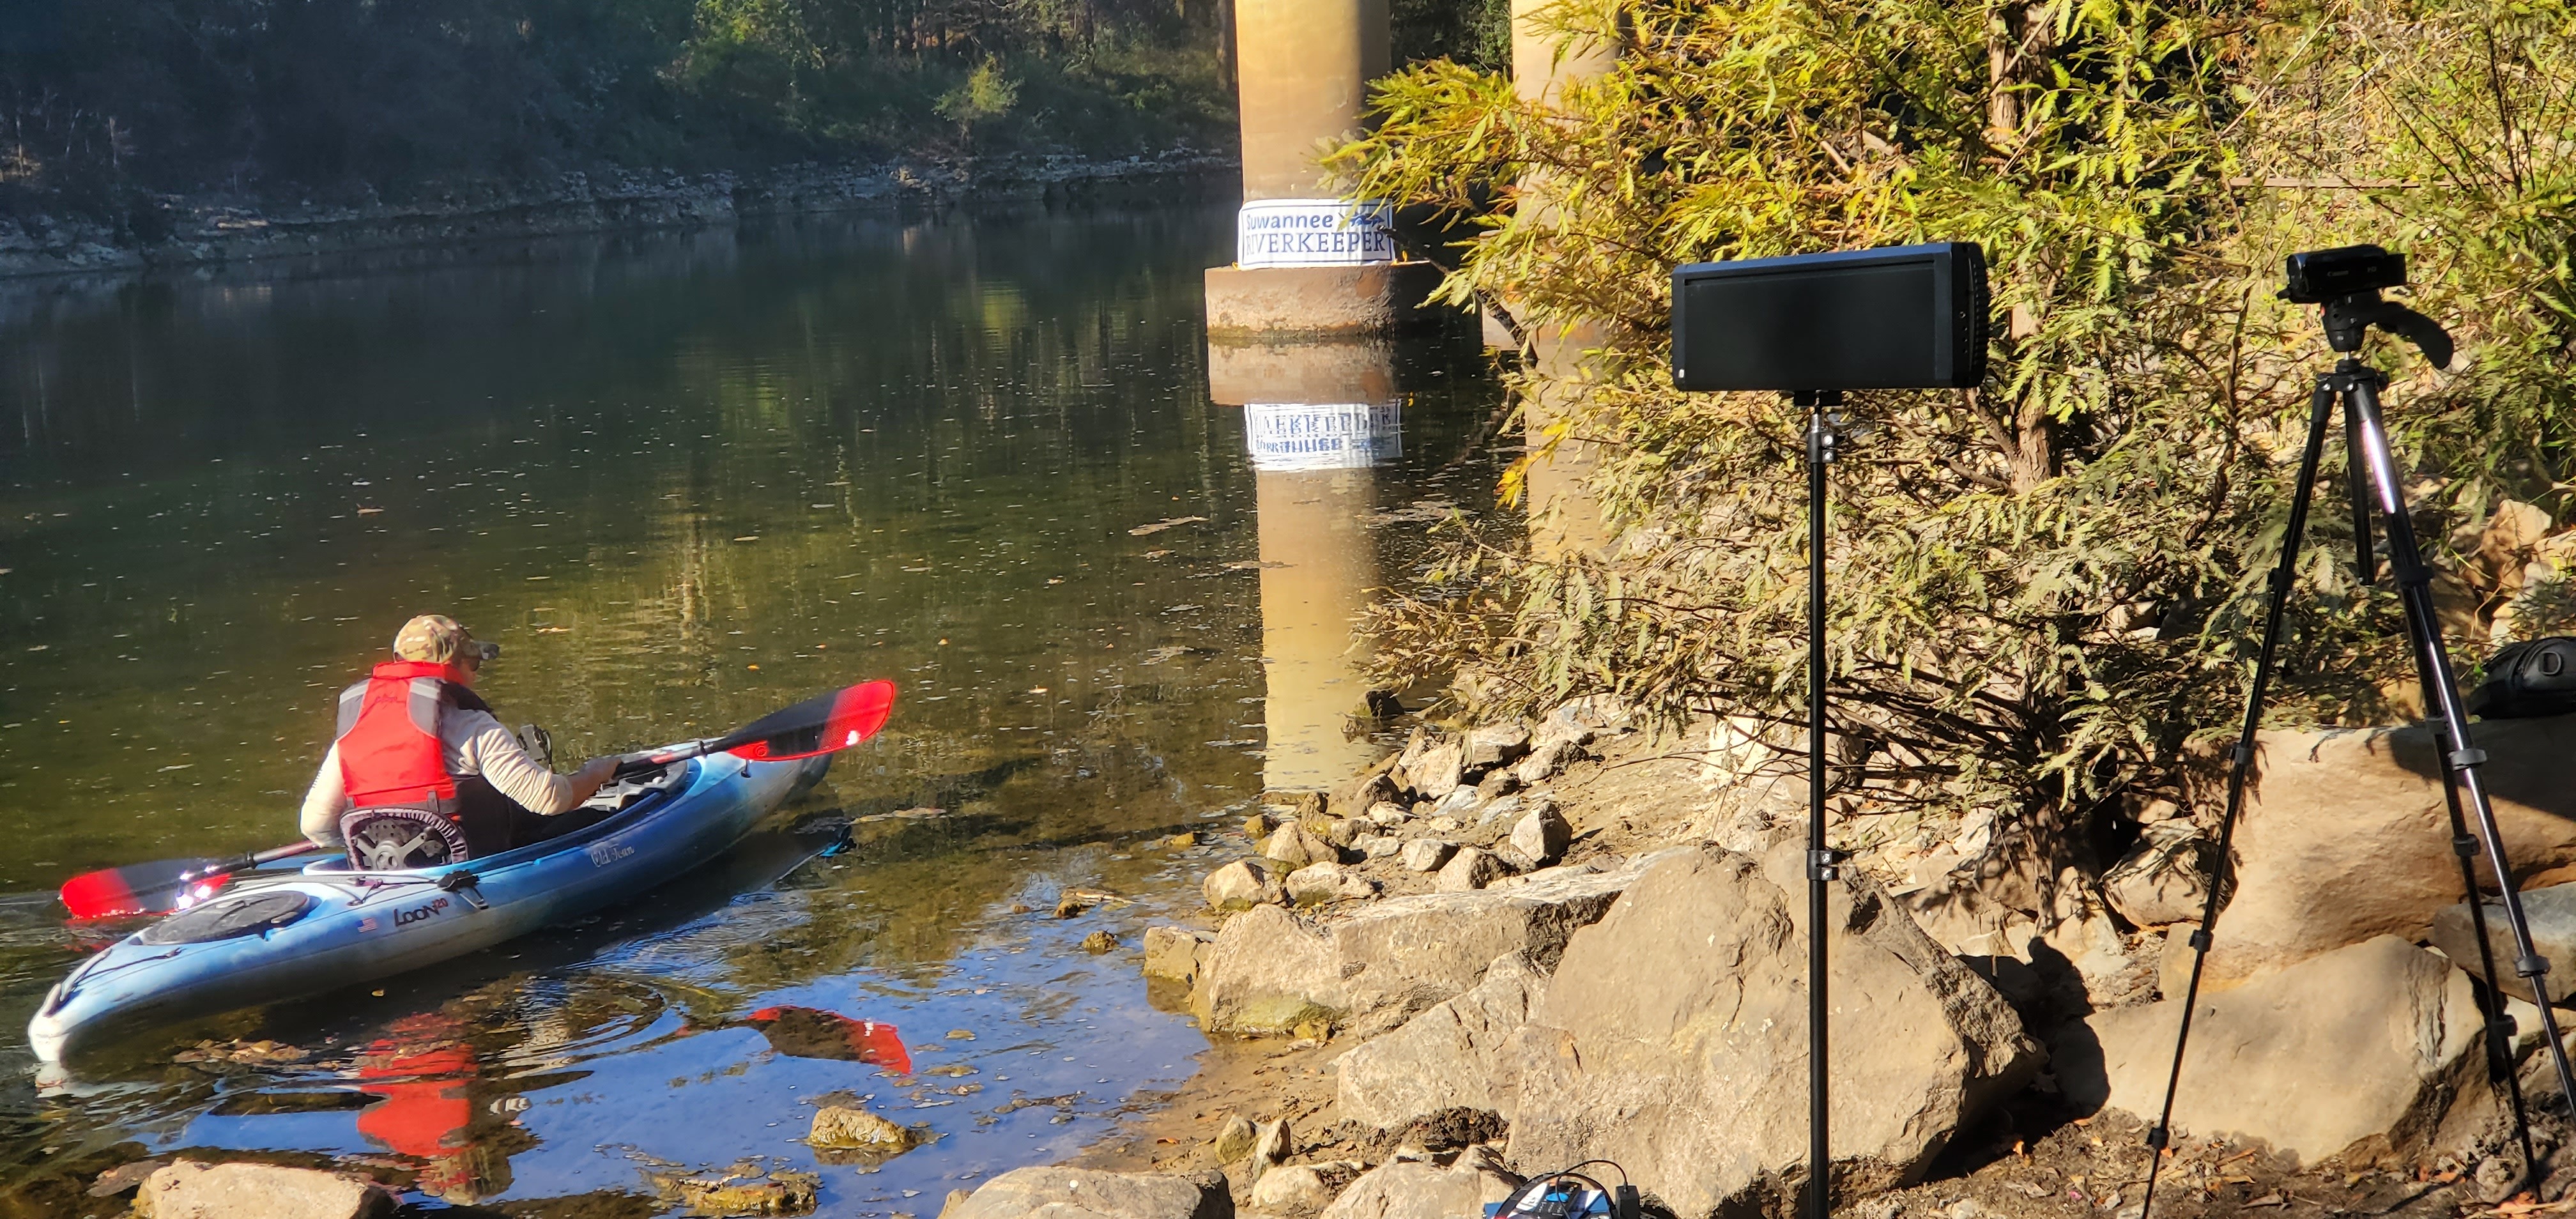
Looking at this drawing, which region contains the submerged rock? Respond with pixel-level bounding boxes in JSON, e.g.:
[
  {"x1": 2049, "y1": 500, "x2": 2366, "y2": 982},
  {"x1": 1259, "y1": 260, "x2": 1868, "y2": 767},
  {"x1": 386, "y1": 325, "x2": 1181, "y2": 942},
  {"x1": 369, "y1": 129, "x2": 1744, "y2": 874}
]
[
  {"x1": 809, "y1": 1104, "x2": 925, "y2": 1154},
  {"x1": 654, "y1": 1168, "x2": 822, "y2": 1216},
  {"x1": 944, "y1": 1166, "x2": 1232, "y2": 1219},
  {"x1": 133, "y1": 1161, "x2": 392, "y2": 1219}
]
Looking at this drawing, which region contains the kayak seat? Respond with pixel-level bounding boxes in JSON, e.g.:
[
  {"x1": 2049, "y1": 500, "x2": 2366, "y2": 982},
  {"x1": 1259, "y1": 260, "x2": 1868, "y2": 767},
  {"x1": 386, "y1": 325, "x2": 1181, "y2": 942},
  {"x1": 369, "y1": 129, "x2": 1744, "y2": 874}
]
[{"x1": 307, "y1": 760, "x2": 697, "y2": 877}]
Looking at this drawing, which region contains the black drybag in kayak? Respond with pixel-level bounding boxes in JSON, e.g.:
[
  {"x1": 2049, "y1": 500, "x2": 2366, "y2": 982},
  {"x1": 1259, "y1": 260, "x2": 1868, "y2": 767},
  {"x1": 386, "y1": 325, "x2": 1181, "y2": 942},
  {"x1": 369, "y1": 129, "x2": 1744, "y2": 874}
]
[{"x1": 2469, "y1": 636, "x2": 2576, "y2": 718}]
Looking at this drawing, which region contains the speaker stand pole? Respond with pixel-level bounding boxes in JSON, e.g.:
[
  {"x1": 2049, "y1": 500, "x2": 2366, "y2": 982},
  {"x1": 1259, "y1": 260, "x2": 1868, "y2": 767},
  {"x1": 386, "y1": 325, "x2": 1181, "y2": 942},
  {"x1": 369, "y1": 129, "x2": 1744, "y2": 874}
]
[{"x1": 1802, "y1": 390, "x2": 1847, "y2": 1219}]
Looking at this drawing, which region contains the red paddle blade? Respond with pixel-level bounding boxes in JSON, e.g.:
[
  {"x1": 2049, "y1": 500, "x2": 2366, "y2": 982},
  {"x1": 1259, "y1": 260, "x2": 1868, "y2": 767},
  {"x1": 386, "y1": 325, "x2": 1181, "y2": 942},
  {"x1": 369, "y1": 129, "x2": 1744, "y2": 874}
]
[
  {"x1": 724, "y1": 680, "x2": 898, "y2": 762},
  {"x1": 59, "y1": 857, "x2": 225, "y2": 920}
]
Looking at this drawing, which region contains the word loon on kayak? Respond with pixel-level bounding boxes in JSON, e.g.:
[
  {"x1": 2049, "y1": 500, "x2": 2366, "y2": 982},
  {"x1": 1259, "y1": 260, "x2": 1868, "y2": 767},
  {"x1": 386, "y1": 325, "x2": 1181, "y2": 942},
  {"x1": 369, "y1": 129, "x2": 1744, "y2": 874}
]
[{"x1": 30, "y1": 680, "x2": 898, "y2": 1067}]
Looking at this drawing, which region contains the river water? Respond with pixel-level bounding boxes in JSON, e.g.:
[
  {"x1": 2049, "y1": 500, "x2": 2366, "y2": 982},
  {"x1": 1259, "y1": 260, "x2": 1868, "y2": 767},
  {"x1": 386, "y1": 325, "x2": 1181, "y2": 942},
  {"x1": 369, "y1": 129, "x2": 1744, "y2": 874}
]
[{"x1": 0, "y1": 209, "x2": 1503, "y2": 1213}]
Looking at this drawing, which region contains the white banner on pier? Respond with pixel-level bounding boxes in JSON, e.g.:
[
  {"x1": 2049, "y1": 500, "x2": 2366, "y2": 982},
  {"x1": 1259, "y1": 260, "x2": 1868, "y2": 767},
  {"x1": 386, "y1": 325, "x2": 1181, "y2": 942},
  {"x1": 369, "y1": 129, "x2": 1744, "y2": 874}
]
[
  {"x1": 1237, "y1": 199, "x2": 1397, "y2": 268},
  {"x1": 1243, "y1": 401, "x2": 1402, "y2": 471}
]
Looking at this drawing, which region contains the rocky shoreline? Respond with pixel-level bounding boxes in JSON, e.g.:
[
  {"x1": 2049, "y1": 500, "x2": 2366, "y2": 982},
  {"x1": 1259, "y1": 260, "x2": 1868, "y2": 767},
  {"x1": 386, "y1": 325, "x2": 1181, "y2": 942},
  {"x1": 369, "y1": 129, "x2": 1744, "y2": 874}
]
[
  {"x1": 0, "y1": 150, "x2": 1234, "y2": 280},
  {"x1": 987, "y1": 703, "x2": 2576, "y2": 1219}
]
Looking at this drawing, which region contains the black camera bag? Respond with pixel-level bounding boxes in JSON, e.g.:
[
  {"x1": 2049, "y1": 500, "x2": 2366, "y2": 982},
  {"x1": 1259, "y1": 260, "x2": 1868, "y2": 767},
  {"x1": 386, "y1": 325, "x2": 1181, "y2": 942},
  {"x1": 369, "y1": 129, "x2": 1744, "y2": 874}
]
[{"x1": 2469, "y1": 637, "x2": 2576, "y2": 718}]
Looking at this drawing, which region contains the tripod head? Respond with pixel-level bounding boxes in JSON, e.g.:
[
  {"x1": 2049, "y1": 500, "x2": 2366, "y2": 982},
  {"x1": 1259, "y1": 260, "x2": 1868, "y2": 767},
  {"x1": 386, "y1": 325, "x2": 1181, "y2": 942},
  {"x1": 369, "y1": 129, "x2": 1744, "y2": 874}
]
[{"x1": 2281, "y1": 245, "x2": 2456, "y2": 370}]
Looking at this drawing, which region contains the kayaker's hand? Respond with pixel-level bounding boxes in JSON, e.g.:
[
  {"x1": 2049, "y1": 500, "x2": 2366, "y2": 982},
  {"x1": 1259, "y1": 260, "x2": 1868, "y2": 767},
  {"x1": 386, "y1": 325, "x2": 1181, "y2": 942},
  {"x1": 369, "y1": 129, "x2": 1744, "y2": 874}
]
[{"x1": 565, "y1": 756, "x2": 621, "y2": 808}]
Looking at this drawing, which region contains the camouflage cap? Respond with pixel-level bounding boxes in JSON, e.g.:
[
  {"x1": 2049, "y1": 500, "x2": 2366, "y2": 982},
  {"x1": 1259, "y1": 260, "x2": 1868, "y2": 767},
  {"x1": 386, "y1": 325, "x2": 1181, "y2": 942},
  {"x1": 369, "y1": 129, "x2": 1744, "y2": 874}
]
[{"x1": 393, "y1": 615, "x2": 500, "y2": 665}]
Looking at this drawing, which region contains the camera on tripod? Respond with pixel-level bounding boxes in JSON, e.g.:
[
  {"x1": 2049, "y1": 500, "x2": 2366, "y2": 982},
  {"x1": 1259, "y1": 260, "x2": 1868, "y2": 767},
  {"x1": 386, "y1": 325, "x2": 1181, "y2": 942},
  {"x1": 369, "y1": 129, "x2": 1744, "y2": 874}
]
[{"x1": 2281, "y1": 243, "x2": 2407, "y2": 304}]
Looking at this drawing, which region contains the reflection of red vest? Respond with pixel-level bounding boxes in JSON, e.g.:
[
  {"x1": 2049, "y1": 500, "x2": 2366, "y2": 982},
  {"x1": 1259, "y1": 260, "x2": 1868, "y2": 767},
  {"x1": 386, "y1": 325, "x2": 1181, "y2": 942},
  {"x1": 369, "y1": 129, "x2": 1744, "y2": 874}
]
[{"x1": 337, "y1": 661, "x2": 471, "y2": 809}]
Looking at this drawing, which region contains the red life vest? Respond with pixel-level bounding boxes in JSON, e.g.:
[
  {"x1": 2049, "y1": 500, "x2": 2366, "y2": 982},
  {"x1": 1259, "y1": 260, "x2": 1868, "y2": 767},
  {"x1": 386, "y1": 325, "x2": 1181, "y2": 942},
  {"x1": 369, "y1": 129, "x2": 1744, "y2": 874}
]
[{"x1": 335, "y1": 661, "x2": 473, "y2": 809}]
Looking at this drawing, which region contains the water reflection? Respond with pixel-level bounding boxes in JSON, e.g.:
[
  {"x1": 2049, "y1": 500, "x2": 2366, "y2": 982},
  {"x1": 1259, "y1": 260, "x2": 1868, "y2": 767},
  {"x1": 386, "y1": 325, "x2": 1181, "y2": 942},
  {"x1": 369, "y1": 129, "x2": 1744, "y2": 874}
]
[
  {"x1": 1218, "y1": 341, "x2": 1406, "y2": 792},
  {"x1": 0, "y1": 210, "x2": 1505, "y2": 1210}
]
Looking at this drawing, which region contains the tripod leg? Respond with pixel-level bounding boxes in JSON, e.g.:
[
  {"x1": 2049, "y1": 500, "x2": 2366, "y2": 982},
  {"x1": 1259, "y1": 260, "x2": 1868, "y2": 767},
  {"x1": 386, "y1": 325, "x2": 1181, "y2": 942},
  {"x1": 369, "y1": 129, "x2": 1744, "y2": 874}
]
[
  {"x1": 2349, "y1": 373, "x2": 2576, "y2": 1147},
  {"x1": 2434, "y1": 718, "x2": 2541, "y2": 1179},
  {"x1": 2138, "y1": 378, "x2": 2339, "y2": 1219}
]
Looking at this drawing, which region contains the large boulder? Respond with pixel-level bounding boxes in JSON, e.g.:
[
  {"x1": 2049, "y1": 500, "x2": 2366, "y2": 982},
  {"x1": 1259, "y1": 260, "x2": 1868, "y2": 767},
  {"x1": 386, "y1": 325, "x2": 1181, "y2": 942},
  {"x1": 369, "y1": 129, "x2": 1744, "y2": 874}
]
[
  {"x1": 1337, "y1": 953, "x2": 1545, "y2": 1130},
  {"x1": 2196, "y1": 719, "x2": 2576, "y2": 983},
  {"x1": 2054, "y1": 934, "x2": 2487, "y2": 1165},
  {"x1": 134, "y1": 1161, "x2": 392, "y2": 1219},
  {"x1": 1317, "y1": 1149, "x2": 1520, "y2": 1219},
  {"x1": 1193, "y1": 859, "x2": 1660, "y2": 1036},
  {"x1": 1144, "y1": 926, "x2": 1213, "y2": 986},
  {"x1": 946, "y1": 1167, "x2": 1232, "y2": 1219},
  {"x1": 2430, "y1": 880, "x2": 2576, "y2": 1003},
  {"x1": 1505, "y1": 845, "x2": 2042, "y2": 1219},
  {"x1": 2101, "y1": 823, "x2": 2216, "y2": 929}
]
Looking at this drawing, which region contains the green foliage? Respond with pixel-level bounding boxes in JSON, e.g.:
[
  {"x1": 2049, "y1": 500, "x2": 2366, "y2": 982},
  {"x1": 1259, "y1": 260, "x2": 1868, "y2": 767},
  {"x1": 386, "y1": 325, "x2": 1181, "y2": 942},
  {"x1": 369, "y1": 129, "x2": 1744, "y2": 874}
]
[
  {"x1": 1334, "y1": 0, "x2": 2576, "y2": 857},
  {"x1": 0, "y1": 0, "x2": 1232, "y2": 212}
]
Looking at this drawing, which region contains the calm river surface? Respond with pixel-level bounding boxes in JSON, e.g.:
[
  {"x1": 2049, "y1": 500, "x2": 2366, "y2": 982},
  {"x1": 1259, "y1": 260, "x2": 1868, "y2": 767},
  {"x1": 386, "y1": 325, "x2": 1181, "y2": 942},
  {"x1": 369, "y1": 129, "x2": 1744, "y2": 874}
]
[{"x1": 0, "y1": 208, "x2": 1502, "y2": 1213}]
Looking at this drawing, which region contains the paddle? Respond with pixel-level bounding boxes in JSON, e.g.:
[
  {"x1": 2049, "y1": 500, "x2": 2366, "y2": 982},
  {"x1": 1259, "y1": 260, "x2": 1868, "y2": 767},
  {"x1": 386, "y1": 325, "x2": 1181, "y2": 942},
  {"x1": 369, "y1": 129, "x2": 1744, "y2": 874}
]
[
  {"x1": 58, "y1": 679, "x2": 900, "y2": 920},
  {"x1": 612, "y1": 679, "x2": 900, "y2": 776},
  {"x1": 58, "y1": 842, "x2": 326, "y2": 921}
]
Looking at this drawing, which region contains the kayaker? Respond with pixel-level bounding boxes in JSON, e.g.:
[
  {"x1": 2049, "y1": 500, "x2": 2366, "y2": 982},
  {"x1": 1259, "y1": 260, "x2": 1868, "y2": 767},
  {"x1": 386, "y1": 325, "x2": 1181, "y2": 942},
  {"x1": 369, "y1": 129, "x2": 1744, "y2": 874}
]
[{"x1": 298, "y1": 615, "x2": 621, "y2": 868}]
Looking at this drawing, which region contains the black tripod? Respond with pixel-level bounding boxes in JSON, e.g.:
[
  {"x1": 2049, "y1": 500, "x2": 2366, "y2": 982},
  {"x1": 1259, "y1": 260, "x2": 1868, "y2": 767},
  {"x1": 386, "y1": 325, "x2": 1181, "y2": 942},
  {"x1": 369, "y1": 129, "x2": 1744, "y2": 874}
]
[{"x1": 2139, "y1": 274, "x2": 2576, "y2": 1216}]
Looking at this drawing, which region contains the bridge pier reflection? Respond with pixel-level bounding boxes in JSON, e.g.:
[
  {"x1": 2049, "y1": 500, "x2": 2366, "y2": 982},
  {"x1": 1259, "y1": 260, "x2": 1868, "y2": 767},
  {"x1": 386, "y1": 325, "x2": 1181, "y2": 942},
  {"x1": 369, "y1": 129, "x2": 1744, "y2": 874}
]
[{"x1": 1215, "y1": 340, "x2": 1402, "y2": 793}]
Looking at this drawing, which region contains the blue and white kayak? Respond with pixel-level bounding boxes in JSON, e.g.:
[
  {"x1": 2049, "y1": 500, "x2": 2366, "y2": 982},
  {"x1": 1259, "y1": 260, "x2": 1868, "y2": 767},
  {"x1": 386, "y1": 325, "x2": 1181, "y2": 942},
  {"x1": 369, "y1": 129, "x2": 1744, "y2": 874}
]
[{"x1": 30, "y1": 751, "x2": 827, "y2": 1064}]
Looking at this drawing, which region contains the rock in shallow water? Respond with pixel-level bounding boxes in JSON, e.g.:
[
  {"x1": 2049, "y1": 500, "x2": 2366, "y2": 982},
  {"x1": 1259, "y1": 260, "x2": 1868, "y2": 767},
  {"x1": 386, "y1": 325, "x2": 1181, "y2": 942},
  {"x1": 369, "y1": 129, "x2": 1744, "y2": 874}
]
[
  {"x1": 809, "y1": 1104, "x2": 925, "y2": 1154},
  {"x1": 134, "y1": 1161, "x2": 393, "y2": 1219}
]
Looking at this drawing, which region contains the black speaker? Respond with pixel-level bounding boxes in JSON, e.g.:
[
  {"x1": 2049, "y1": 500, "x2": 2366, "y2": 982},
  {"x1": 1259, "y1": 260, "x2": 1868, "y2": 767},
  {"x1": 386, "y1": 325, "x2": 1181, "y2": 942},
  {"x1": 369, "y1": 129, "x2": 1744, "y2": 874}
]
[{"x1": 1671, "y1": 242, "x2": 1989, "y2": 392}]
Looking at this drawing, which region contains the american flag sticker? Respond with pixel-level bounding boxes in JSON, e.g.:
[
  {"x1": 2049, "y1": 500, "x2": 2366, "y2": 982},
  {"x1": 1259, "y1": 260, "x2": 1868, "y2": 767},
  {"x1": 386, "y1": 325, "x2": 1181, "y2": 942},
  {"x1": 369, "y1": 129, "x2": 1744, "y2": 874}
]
[{"x1": 358, "y1": 917, "x2": 380, "y2": 932}]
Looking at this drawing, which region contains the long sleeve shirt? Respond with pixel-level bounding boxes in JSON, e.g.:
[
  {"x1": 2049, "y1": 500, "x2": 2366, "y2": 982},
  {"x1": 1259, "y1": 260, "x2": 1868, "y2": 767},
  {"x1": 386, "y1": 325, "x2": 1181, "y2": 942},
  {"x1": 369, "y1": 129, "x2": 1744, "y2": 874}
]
[{"x1": 299, "y1": 707, "x2": 587, "y2": 847}]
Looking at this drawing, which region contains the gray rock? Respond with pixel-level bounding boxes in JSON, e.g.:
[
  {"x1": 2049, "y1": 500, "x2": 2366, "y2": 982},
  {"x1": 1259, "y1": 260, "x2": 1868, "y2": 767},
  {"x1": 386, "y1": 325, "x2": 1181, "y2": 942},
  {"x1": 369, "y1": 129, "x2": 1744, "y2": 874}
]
[
  {"x1": 1254, "y1": 1116, "x2": 1294, "y2": 1167},
  {"x1": 1366, "y1": 802, "x2": 1411, "y2": 827},
  {"x1": 134, "y1": 1161, "x2": 392, "y2": 1219},
  {"x1": 1514, "y1": 739, "x2": 1581, "y2": 785},
  {"x1": 1205, "y1": 860, "x2": 1275, "y2": 912},
  {"x1": 1213, "y1": 1115, "x2": 1259, "y2": 1163},
  {"x1": 2057, "y1": 934, "x2": 2485, "y2": 1165},
  {"x1": 1408, "y1": 741, "x2": 1466, "y2": 801},
  {"x1": 1331, "y1": 769, "x2": 1403, "y2": 822},
  {"x1": 1401, "y1": 839, "x2": 1457, "y2": 873},
  {"x1": 1248, "y1": 1164, "x2": 1341, "y2": 1212},
  {"x1": 2190, "y1": 719, "x2": 2576, "y2": 984},
  {"x1": 2432, "y1": 880, "x2": 2576, "y2": 1003},
  {"x1": 1338, "y1": 953, "x2": 1545, "y2": 1129},
  {"x1": 946, "y1": 1166, "x2": 1232, "y2": 1219},
  {"x1": 1266, "y1": 824, "x2": 1340, "y2": 870},
  {"x1": 1506, "y1": 845, "x2": 2042, "y2": 1218},
  {"x1": 1430, "y1": 787, "x2": 1484, "y2": 820},
  {"x1": 1464, "y1": 725, "x2": 1533, "y2": 770},
  {"x1": 1286, "y1": 862, "x2": 1378, "y2": 907},
  {"x1": 1318, "y1": 1149, "x2": 1520, "y2": 1219},
  {"x1": 2101, "y1": 824, "x2": 2214, "y2": 929},
  {"x1": 1510, "y1": 806, "x2": 1572, "y2": 866},
  {"x1": 1193, "y1": 860, "x2": 1657, "y2": 1036},
  {"x1": 1144, "y1": 926, "x2": 1213, "y2": 985},
  {"x1": 1436, "y1": 848, "x2": 1505, "y2": 893},
  {"x1": 1475, "y1": 795, "x2": 1526, "y2": 827}
]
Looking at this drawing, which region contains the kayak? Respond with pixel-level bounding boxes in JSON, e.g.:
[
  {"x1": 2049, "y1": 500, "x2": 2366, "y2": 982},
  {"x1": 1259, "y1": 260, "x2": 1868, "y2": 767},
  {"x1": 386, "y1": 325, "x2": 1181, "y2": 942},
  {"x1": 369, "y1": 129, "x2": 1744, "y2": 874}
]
[{"x1": 29, "y1": 750, "x2": 829, "y2": 1065}]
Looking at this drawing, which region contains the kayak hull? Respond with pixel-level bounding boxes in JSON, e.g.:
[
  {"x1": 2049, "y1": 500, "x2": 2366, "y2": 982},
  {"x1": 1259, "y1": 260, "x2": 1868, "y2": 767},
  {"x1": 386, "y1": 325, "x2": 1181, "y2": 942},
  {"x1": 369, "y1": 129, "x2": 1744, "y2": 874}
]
[{"x1": 31, "y1": 752, "x2": 824, "y2": 1064}]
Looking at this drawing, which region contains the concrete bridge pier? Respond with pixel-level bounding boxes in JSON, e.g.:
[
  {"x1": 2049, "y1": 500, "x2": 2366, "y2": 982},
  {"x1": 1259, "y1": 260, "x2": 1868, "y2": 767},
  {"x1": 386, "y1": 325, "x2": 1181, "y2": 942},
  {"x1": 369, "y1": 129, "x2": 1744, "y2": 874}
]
[{"x1": 1206, "y1": 0, "x2": 1438, "y2": 342}]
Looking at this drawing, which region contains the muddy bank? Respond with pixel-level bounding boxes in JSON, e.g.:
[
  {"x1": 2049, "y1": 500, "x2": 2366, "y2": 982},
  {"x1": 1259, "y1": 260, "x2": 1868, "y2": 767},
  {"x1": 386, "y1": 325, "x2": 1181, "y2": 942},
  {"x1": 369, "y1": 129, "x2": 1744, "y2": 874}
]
[
  {"x1": 0, "y1": 150, "x2": 1232, "y2": 280},
  {"x1": 1025, "y1": 702, "x2": 2576, "y2": 1219}
]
